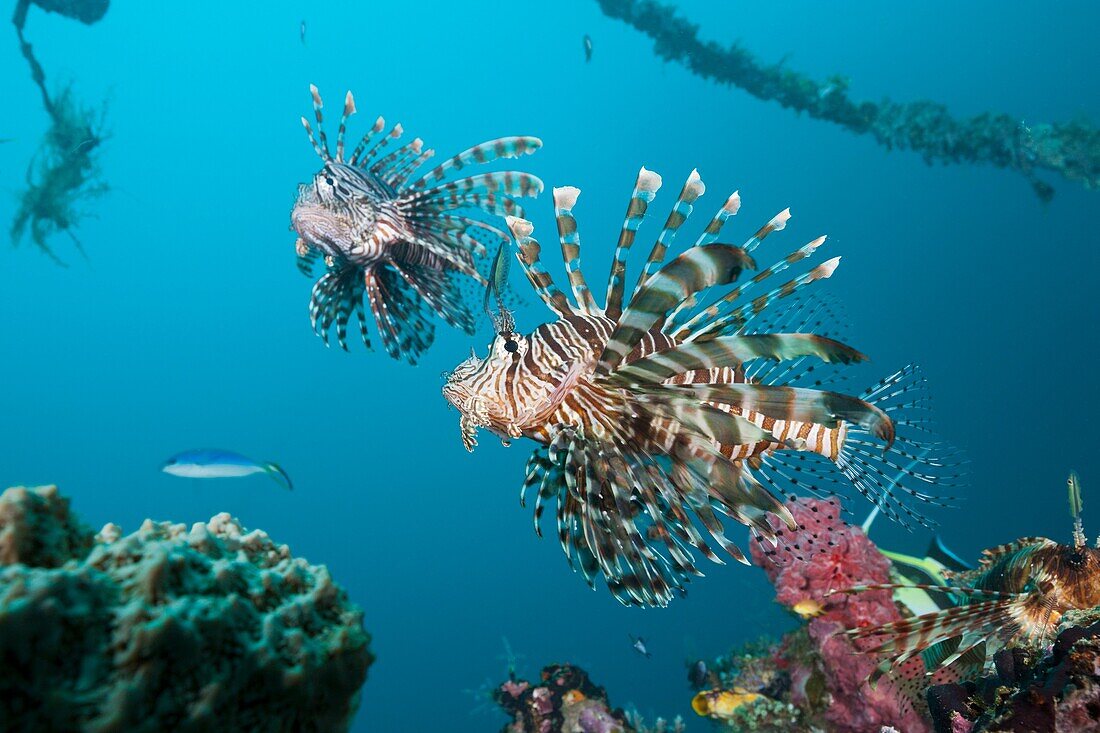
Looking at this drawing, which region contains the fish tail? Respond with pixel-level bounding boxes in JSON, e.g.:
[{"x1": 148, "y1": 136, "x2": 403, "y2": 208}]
[
  {"x1": 262, "y1": 462, "x2": 293, "y2": 491},
  {"x1": 835, "y1": 365, "x2": 967, "y2": 530}
]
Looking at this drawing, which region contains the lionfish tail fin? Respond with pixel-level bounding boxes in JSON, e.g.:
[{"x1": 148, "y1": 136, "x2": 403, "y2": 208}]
[{"x1": 836, "y1": 365, "x2": 966, "y2": 531}]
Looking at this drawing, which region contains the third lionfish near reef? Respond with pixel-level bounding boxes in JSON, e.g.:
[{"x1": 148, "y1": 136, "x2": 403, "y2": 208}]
[
  {"x1": 442, "y1": 168, "x2": 966, "y2": 607},
  {"x1": 290, "y1": 85, "x2": 543, "y2": 364}
]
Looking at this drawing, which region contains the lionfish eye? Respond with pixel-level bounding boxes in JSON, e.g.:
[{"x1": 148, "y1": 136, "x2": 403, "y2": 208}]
[
  {"x1": 324, "y1": 176, "x2": 334, "y2": 186},
  {"x1": 504, "y1": 339, "x2": 519, "y2": 353}
]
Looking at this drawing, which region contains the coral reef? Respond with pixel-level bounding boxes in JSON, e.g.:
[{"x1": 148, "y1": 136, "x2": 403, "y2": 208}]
[
  {"x1": 0, "y1": 485, "x2": 372, "y2": 733},
  {"x1": 687, "y1": 498, "x2": 930, "y2": 732},
  {"x1": 595, "y1": 0, "x2": 1100, "y2": 200},
  {"x1": 11, "y1": 0, "x2": 109, "y2": 263},
  {"x1": 494, "y1": 663, "x2": 637, "y2": 733},
  {"x1": 926, "y1": 611, "x2": 1100, "y2": 733},
  {"x1": 623, "y1": 711, "x2": 685, "y2": 733}
]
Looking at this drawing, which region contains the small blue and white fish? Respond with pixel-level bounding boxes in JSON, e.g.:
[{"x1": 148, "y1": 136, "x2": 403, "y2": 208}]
[{"x1": 162, "y1": 450, "x2": 293, "y2": 490}]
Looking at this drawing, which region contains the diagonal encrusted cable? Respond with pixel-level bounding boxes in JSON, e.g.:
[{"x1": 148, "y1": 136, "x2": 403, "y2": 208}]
[{"x1": 595, "y1": 0, "x2": 1100, "y2": 201}]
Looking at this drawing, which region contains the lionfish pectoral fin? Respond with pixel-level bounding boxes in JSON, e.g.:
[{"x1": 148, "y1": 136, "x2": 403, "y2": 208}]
[
  {"x1": 309, "y1": 260, "x2": 370, "y2": 351},
  {"x1": 834, "y1": 365, "x2": 967, "y2": 531},
  {"x1": 388, "y1": 247, "x2": 476, "y2": 335},
  {"x1": 459, "y1": 413, "x2": 480, "y2": 452},
  {"x1": 296, "y1": 242, "x2": 320, "y2": 277},
  {"x1": 844, "y1": 585, "x2": 1033, "y2": 677},
  {"x1": 362, "y1": 265, "x2": 438, "y2": 364}
]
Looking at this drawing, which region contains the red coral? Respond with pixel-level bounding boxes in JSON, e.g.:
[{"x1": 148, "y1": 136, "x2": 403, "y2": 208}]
[{"x1": 752, "y1": 498, "x2": 931, "y2": 733}]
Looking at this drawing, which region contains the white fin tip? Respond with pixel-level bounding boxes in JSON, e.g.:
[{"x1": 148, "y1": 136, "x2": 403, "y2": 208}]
[
  {"x1": 637, "y1": 166, "x2": 663, "y2": 192},
  {"x1": 553, "y1": 186, "x2": 581, "y2": 210},
  {"x1": 771, "y1": 208, "x2": 792, "y2": 231},
  {"x1": 816, "y1": 256, "x2": 841, "y2": 277},
  {"x1": 506, "y1": 216, "x2": 534, "y2": 239},
  {"x1": 724, "y1": 191, "x2": 741, "y2": 215},
  {"x1": 685, "y1": 168, "x2": 706, "y2": 198}
]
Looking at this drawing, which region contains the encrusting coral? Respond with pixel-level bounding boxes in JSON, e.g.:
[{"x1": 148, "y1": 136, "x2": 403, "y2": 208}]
[
  {"x1": 688, "y1": 497, "x2": 932, "y2": 732},
  {"x1": 0, "y1": 485, "x2": 372, "y2": 733},
  {"x1": 495, "y1": 663, "x2": 640, "y2": 733}
]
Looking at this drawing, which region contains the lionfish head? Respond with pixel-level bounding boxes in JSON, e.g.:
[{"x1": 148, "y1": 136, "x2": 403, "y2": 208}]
[
  {"x1": 1052, "y1": 543, "x2": 1100, "y2": 609},
  {"x1": 442, "y1": 330, "x2": 535, "y2": 452},
  {"x1": 290, "y1": 163, "x2": 377, "y2": 257}
]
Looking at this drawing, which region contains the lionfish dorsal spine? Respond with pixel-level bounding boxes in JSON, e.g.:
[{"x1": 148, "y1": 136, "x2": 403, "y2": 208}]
[
  {"x1": 595, "y1": 243, "x2": 755, "y2": 376},
  {"x1": 506, "y1": 216, "x2": 575, "y2": 318},
  {"x1": 412, "y1": 137, "x2": 543, "y2": 189},
  {"x1": 691, "y1": 190, "x2": 742, "y2": 248},
  {"x1": 553, "y1": 186, "x2": 600, "y2": 315},
  {"x1": 304, "y1": 84, "x2": 331, "y2": 161},
  {"x1": 605, "y1": 167, "x2": 663, "y2": 319},
  {"x1": 334, "y1": 90, "x2": 356, "y2": 163},
  {"x1": 690, "y1": 254, "x2": 840, "y2": 341},
  {"x1": 663, "y1": 190, "x2": 745, "y2": 332},
  {"x1": 348, "y1": 115, "x2": 385, "y2": 167},
  {"x1": 675, "y1": 233, "x2": 828, "y2": 341},
  {"x1": 370, "y1": 137, "x2": 422, "y2": 179},
  {"x1": 630, "y1": 168, "x2": 706, "y2": 301}
]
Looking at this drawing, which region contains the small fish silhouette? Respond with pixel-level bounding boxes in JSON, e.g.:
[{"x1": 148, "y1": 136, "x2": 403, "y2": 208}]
[
  {"x1": 629, "y1": 634, "x2": 651, "y2": 658},
  {"x1": 162, "y1": 449, "x2": 293, "y2": 490},
  {"x1": 300, "y1": 20, "x2": 307, "y2": 45},
  {"x1": 583, "y1": 34, "x2": 593, "y2": 62}
]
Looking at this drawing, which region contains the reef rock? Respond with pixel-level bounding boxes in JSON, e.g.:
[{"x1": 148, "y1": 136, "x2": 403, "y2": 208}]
[
  {"x1": 926, "y1": 615, "x2": 1100, "y2": 733},
  {"x1": 495, "y1": 663, "x2": 636, "y2": 733},
  {"x1": 0, "y1": 485, "x2": 372, "y2": 733}
]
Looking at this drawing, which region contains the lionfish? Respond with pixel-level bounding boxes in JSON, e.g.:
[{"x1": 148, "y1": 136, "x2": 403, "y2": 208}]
[
  {"x1": 846, "y1": 471, "x2": 1100, "y2": 681},
  {"x1": 442, "y1": 167, "x2": 962, "y2": 607},
  {"x1": 291, "y1": 85, "x2": 543, "y2": 363}
]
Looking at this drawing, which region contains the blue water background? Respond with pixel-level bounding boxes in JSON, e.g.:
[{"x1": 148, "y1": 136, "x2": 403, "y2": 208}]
[{"x1": 2, "y1": 1, "x2": 1098, "y2": 729}]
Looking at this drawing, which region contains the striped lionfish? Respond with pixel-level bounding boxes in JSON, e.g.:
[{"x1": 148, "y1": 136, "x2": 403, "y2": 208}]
[
  {"x1": 291, "y1": 85, "x2": 543, "y2": 363},
  {"x1": 846, "y1": 471, "x2": 1100, "y2": 681},
  {"x1": 442, "y1": 167, "x2": 962, "y2": 607}
]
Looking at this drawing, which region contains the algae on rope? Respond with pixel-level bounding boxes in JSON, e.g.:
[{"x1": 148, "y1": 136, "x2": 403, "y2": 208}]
[{"x1": 595, "y1": 0, "x2": 1100, "y2": 201}]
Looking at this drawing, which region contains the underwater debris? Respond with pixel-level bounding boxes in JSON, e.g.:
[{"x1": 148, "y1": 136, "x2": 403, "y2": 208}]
[
  {"x1": 11, "y1": 0, "x2": 109, "y2": 264},
  {"x1": 444, "y1": 168, "x2": 961, "y2": 607},
  {"x1": 494, "y1": 663, "x2": 638, "y2": 733},
  {"x1": 594, "y1": 0, "x2": 1100, "y2": 201},
  {"x1": 0, "y1": 484, "x2": 372, "y2": 732}
]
